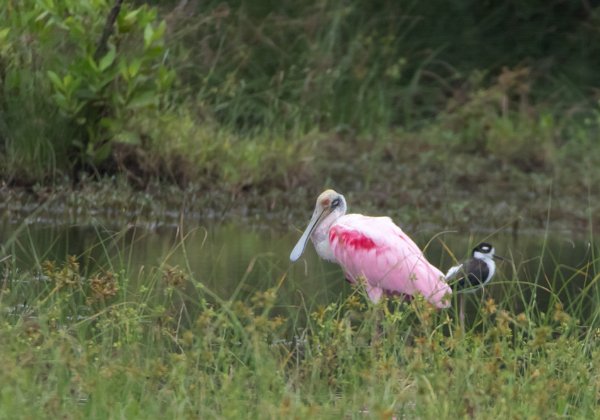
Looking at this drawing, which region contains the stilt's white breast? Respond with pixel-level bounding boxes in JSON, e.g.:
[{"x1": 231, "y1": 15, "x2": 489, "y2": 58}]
[{"x1": 483, "y1": 258, "x2": 495, "y2": 284}]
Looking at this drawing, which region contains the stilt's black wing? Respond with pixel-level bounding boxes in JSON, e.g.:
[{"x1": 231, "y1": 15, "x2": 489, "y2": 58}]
[{"x1": 449, "y1": 258, "x2": 489, "y2": 291}]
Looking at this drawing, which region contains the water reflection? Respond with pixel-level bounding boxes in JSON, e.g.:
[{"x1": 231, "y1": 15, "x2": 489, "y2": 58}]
[{"x1": 0, "y1": 218, "x2": 598, "y2": 319}]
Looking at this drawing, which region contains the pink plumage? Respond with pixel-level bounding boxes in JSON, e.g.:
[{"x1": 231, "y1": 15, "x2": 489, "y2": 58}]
[
  {"x1": 290, "y1": 190, "x2": 451, "y2": 308},
  {"x1": 329, "y1": 215, "x2": 450, "y2": 307}
]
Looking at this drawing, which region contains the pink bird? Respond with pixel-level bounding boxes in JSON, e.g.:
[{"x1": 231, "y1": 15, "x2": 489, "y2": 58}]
[{"x1": 290, "y1": 190, "x2": 451, "y2": 308}]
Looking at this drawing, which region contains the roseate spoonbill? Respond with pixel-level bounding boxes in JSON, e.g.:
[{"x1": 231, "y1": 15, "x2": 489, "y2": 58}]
[
  {"x1": 445, "y1": 242, "x2": 504, "y2": 326},
  {"x1": 290, "y1": 189, "x2": 451, "y2": 308}
]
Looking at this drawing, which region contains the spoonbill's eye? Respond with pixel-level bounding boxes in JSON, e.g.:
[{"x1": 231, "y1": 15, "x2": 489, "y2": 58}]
[{"x1": 331, "y1": 198, "x2": 341, "y2": 208}]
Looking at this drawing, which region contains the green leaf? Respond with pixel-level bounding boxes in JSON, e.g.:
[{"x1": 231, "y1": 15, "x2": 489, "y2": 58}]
[
  {"x1": 46, "y1": 71, "x2": 63, "y2": 90},
  {"x1": 124, "y1": 9, "x2": 141, "y2": 22},
  {"x1": 78, "y1": 55, "x2": 94, "y2": 73},
  {"x1": 128, "y1": 59, "x2": 142, "y2": 78},
  {"x1": 119, "y1": 62, "x2": 130, "y2": 82},
  {"x1": 143, "y1": 24, "x2": 154, "y2": 48},
  {"x1": 72, "y1": 139, "x2": 85, "y2": 150},
  {"x1": 35, "y1": 11, "x2": 50, "y2": 23},
  {"x1": 92, "y1": 142, "x2": 113, "y2": 165},
  {"x1": 51, "y1": 92, "x2": 67, "y2": 109},
  {"x1": 115, "y1": 130, "x2": 141, "y2": 145},
  {"x1": 63, "y1": 74, "x2": 74, "y2": 89},
  {"x1": 157, "y1": 67, "x2": 176, "y2": 89},
  {"x1": 118, "y1": 9, "x2": 141, "y2": 32},
  {"x1": 99, "y1": 46, "x2": 117, "y2": 71},
  {"x1": 0, "y1": 28, "x2": 9, "y2": 41},
  {"x1": 127, "y1": 90, "x2": 158, "y2": 109},
  {"x1": 155, "y1": 20, "x2": 166, "y2": 40}
]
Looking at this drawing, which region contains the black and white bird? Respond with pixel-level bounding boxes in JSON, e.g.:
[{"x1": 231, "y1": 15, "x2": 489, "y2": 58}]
[
  {"x1": 445, "y1": 242, "x2": 504, "y2": 328},
  {"x1": 445, "y1": 242, "x2": 503, "y2": 293}
]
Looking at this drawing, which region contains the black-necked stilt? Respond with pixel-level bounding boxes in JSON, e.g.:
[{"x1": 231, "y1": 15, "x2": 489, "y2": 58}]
[
  {"x1": 445, "y1": 242, "x2": 504, "y2": 327},
  {"x1": 446, "y1": 242, "x2": 504, "y2": 292}
]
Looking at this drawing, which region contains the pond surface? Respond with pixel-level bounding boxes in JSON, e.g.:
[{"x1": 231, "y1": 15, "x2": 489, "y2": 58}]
[{"x1": 0, "y1": 216, "x2": 597, "y2": 319}]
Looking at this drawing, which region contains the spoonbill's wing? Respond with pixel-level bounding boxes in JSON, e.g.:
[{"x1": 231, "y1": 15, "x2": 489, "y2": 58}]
[{"x1": 329, "y1": 214, "x2": 451, "y2": 308}]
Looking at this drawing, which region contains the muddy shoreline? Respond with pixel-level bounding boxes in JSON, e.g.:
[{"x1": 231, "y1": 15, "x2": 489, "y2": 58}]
[{"x1": 0, "y1": 171, "x2": 595, "y2": 239}]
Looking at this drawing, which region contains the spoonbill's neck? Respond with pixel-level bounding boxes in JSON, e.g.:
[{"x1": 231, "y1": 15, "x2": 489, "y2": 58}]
[{"x1": 311, "y1": 208, "x2": 345, "y2": 262}]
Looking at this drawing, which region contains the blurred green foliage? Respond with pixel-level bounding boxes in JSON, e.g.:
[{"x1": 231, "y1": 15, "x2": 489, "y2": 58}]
[
  {"x1": 0, "y1": 0, "x2": 174, "y2": 177},
  {"x1": 163, "y1": 0, "x2": 600, "y2": 130},
  {"x1": 1, "y1": 0, "x2": 600, "y2": 184}
]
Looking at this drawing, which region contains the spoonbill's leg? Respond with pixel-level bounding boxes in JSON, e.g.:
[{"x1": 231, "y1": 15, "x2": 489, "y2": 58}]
[
  {"x1": 365, "y1": 284, "x2": 383, "y2": 303},
  {"x1": 459, "y1": 294, "x2": 466, "y2": 332}
]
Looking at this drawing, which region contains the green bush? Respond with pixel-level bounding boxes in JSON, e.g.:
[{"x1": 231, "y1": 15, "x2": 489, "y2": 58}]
[
  {"x1": 0, "y1": 0, "x2": 175, "y2": 176},
  {"x1": 432, "y1": 68, "x2": 558, "y2": 169}
]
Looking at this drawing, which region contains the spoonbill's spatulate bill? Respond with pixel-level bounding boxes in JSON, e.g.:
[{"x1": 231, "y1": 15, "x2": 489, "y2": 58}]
[{"x1": 290, "y1": 189, "x2": 451, "y2": 308}]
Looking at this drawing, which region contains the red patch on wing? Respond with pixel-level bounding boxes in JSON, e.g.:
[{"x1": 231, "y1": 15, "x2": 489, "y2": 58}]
[{"x1": 330, "y1": 227, "x2": 376, "y2": 250}]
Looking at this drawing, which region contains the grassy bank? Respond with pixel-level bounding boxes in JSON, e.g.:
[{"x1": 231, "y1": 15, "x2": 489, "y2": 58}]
[
  {"x1": 0, "y1": 230, "x2": 598, "y2": 418},
  {"x1": 1, "y1": 121, "x2": 598, "y2": 234}
]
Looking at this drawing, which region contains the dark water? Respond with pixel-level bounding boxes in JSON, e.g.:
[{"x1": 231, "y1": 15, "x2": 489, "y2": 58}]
[{"x1": 1, "y1": 217, "x2": 598, "y2": 317}]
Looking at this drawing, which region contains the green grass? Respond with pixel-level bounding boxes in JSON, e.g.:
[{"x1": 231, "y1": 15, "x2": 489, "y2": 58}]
[{"x1": 0, "y1": 226, "x2": 598, "y2": 418}]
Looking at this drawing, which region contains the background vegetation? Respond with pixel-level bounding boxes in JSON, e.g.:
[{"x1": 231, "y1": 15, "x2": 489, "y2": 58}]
[{"x1": 1, "y1": 1, "x2": 600, "y2": 195}]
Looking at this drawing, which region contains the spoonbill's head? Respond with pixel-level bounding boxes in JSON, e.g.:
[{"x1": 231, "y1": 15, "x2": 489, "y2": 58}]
[{"x1": 290, "y1": 189, "x2": 347, "y2": 262}]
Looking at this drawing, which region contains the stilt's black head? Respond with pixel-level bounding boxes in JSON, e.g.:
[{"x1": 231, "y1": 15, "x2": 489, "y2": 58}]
[{"x1": 472, "y1": 242, "x2": 493, "y2": 256}]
